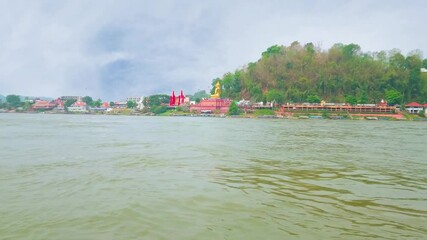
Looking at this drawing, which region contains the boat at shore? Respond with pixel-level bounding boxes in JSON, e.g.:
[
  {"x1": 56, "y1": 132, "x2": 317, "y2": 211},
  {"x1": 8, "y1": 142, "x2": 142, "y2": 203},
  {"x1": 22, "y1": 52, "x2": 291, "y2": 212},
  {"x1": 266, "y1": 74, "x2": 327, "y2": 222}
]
[{"x1": 365, "y1": 117, "x2": 378, "y2": 120}]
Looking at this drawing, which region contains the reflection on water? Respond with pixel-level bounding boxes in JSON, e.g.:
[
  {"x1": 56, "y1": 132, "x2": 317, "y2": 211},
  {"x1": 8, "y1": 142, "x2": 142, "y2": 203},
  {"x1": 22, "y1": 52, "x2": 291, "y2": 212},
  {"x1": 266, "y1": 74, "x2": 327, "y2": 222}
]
[{"x1": 0, "y1": 114, "x2": 426, "y2": 239}]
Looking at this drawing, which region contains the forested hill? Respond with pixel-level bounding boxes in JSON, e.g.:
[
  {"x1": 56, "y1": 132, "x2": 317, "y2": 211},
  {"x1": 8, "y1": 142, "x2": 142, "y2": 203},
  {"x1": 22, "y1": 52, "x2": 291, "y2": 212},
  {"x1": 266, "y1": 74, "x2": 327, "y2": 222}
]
[{"x1": 211, "y1": 41, "x2": 427, "y2": 104}]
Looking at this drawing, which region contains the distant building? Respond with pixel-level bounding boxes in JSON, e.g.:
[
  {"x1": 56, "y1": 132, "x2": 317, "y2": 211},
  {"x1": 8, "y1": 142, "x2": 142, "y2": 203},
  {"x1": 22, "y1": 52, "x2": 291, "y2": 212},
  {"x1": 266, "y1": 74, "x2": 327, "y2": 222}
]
[
  {"x1": 169, "y1": 91, "x2": 188, "y2": 106},
  {"x1": 405, "y1": 102, "x2": 423, "y2": 114},
  {"x1": 52, "y1": 98, "x2": 65, "y2": 110},
  {"x1": 67, "y1": 98, "x2": 88, "y2": 112},
  {"x1": 189, "y1": 98, "x2": 231, "y2": 114},
  {"x1": 378, "y1": 99, "x2": 388, "y2": 107},
  {"x1": 55, "y1": 102, "x2": 65, "y2": 111},
  {"x1": 237, "y1": 99, "x2": 251, "y2": 107},
  {"x1": 60, "y1": 96, "x2": 80, "y2": 101},
  {"x1": 32, "y1": 100, "x2": 56, "y2": 111},
  {"x1": 183, "y1": 97, "x2": 190, "y2": 104},
  {"x1": 126, "y1": 96, "x2": 145, "y2": 110},
  {"x1": 126, "y1": 97, "x2": 142, "y2": 102},
  {"x1": 281, "y1": 102, "x2": 395, "y2": 113},
  {"x1": 113, "y1": 101, "x2": 127, "y2": 109}
]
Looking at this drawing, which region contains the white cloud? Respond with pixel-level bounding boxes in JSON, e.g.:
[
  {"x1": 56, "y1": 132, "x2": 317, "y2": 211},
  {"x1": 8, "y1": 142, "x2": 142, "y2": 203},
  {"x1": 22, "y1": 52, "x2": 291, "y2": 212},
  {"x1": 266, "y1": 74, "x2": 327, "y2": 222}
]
[{"x1": 0, "y1": 0, "x2": 426, "y2": 100}]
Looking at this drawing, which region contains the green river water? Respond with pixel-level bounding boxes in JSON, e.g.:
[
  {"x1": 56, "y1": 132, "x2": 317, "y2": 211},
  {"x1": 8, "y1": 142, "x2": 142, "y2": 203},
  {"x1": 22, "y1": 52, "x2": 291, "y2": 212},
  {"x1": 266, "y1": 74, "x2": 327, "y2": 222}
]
[{"x1": 0, "y1": 113, "x2": 426, "y2": 239}]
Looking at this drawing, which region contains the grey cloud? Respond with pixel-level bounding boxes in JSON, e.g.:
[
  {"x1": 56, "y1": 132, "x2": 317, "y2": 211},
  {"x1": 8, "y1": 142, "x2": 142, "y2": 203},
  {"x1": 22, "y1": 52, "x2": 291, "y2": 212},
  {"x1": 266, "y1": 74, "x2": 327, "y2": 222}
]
[{"x1": 0, "y1": 0, "x2": 426, "y2": 100}]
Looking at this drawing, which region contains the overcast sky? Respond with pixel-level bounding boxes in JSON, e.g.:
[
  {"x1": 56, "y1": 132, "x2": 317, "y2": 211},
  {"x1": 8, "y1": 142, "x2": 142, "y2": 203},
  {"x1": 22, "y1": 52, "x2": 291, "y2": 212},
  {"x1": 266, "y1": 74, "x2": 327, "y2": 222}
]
[{"x1": 0, "y1": 0, "x2": 426, "y2": 100}]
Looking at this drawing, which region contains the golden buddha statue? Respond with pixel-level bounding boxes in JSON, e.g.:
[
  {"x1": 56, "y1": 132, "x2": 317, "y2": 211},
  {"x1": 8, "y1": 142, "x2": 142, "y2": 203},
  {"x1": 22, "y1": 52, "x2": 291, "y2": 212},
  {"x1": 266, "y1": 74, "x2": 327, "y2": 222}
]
[{"x1": 211, "y1": 81, "x2": 221, "y2": 99}]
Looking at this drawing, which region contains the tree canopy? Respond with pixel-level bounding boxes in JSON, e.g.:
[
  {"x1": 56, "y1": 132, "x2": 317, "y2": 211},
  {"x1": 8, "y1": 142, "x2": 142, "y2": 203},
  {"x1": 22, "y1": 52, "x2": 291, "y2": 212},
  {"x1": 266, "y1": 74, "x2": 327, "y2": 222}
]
[
  {"x1": 126, "y1": 100, "x2": 137, "y2": 109},
  {"x1": 189, "y1": 90, "x2": 209, "y2": 101},
  {"x1": 211, "y1": 42, "x2": 427, "y2": 104},
  {"x1": 93, "y1": 99, "x2": 102, "y2": 108},
  {"x1": 6, "y1": 95, "x2": 22, "y2": 108},
  {"x1": 64, "y1": 99, "x2": 77, "y2": 108},
  {"x1": 82, "y1": 96, "x2": 93, "y2": 106},
  {"x1": 228, "y1": 101, "x2": 240, "y2": 115},
  {"x1": 146, "y1": 94, "x2": 169, "y2": 107}
]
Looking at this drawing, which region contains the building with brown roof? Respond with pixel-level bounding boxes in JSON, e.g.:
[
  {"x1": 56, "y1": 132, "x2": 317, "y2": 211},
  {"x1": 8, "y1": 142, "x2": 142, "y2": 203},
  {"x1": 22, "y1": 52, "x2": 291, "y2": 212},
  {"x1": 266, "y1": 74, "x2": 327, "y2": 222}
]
[{"x1": 32, "y1": 100, "x2": 56, "y2": 110}]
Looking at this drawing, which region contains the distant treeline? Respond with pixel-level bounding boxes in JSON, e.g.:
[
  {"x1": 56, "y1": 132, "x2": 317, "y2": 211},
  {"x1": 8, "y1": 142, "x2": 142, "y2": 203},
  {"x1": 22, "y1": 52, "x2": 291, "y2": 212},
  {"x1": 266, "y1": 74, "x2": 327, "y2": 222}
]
[{"x1": 211, "y1": 41, "x2": 427, "y2": 104}]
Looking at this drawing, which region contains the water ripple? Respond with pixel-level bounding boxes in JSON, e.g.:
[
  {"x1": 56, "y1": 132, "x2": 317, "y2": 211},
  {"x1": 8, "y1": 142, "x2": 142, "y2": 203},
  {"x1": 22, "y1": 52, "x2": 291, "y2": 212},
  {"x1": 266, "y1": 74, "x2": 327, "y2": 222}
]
[{"x1": 0, "y1": 114, "x2": 426, "y2": 239}]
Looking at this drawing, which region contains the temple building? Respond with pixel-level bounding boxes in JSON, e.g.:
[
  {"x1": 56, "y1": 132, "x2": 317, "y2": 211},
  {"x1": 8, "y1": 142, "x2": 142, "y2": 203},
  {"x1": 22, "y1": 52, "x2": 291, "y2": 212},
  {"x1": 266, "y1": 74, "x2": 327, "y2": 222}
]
[
  {"x1": 169, "y1": 90, "x2": 188, "y2": 106},
  {"x1": 189, "y1": 82, "x2": 231, "y2": 114}
]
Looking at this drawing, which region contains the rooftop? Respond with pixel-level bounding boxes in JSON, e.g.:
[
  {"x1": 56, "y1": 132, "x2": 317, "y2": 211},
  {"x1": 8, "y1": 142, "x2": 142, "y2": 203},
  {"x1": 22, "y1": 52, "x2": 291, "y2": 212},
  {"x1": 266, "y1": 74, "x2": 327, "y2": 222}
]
[{"x1": 405, "y1": 102, "x2": 422, "y2": 107}]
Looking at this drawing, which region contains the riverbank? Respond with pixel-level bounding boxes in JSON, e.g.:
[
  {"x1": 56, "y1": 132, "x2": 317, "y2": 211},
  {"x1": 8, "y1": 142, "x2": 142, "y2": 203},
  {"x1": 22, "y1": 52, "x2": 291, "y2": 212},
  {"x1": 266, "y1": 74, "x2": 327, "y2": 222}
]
[{"x1": 2, "y1": 110, "x2": 427, "y2": 121}]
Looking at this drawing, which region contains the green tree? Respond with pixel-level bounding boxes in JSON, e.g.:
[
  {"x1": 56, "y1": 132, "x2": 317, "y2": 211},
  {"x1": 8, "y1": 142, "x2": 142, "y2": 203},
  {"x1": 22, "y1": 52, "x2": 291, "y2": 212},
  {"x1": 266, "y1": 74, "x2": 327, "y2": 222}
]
[
  {"x1": 322, "y1": 110, "x2": 330, "y2": 119},
  {"x1": 342, "y1": 43, "x2": 361, "y2": 59},
  {"x1": 190, "y1": 90, "x2": 209, "y2": 101},
  {"x1": 306, "y1": 95, "x2": 321, "y2": 103},
  {"x1": 92, "y1": 99, "x2": 102, "y2": 107},
  {"x1": 266, "y1": 89, "x2": 284, "y2": 104},
  {"x1": 64, "y1": 99, "x2": 77, "y2": 108},
  {"x1": 147, "y1": 94, "x2": 169, "y2": 107},
  {"x1": 151, "y1": 106, "x2": 168, "y2": 114},
  {"x1": 418, "y1": 110, "x2": 425, "y2": 118},
  {"x1": 82, "y1": 96, "x2": 93, "y2": 106},
  {"x1": 6, "y1": 95, "x2": 21, "y2": 108},
  {"x1": 358, "y1": 91, "x2": 369, "y2": 104},
  {"x1": 385, "y1": 89, "x2": 402, "y2": 105},
  {"x1": 345, "y1": 95, "x2": 358, "y2": 105},
  {"x1": 262, "y1": 45, "x2": 282, "y2": 58},
  {"x1": 220, "y1": 72, "x2": 242, "y2": 99},
  {"x1": 23, "y1": 101, "x2": 32, "y2": 111},
  {"x1": 109, "y1": 101, "x2": 115, "y2": 107},
  {"x1": 126, "y1": 101, "x2": 136, "y2": 109},
  {"x1": 248, "y1": 84, "x2": 263, "y2": 102},
  {"x1": 209, "y1": 42, "x2": 425, "y2": 105},
  {"x1": 228, "y1": 101, "x2": 240, "y2": 115}
]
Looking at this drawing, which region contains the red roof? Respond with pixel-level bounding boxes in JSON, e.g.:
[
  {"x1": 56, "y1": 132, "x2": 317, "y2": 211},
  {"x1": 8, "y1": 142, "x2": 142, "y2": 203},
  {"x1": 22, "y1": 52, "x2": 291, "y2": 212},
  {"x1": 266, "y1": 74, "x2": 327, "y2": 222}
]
[
  {"x1": 405, "y1": 102, "x2": 422, "y2": 107},
  {"x1": 424, "y1": 103, "x2": 427, "y2": 107},
  {"x1": 32, "y1": 100, "x2": 56, "y2": 109},
  {"x1": 71, "y1": 100, "x2": 87, "y2": 107}
]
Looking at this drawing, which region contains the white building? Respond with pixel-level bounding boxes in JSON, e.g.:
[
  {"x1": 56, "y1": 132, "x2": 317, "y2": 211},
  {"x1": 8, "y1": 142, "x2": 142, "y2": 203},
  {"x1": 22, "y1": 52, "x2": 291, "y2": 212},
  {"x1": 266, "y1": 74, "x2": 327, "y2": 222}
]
[
  {"x1": 405, "y1": 102, "x2": 423, "y2": 114},
  {"x1": 126, "y1": 96, "x2": 145, "y2": 110},
  {"x1": 67, "y1": 99, "x2": 88, "y2": 113},
  {"x1": 126, "y1": 97, "x2": 143, "y2": 102}
]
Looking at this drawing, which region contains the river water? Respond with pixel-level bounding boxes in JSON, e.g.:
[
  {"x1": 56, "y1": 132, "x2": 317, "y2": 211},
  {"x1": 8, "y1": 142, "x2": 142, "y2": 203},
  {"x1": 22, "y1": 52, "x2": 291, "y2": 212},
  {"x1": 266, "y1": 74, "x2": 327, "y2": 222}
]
[{"x1": 0, "y1": 113, "x2": 426, "y2": 239}]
